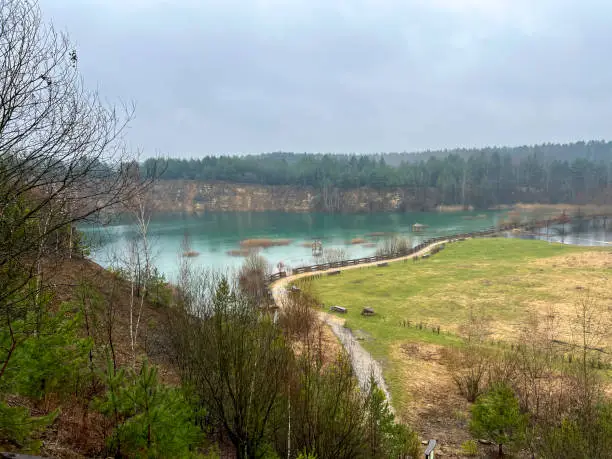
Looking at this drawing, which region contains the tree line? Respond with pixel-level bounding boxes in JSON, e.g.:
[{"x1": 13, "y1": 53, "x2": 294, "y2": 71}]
[{"x1": 148, "y1": 150, "x2": 612, "y2": 208}]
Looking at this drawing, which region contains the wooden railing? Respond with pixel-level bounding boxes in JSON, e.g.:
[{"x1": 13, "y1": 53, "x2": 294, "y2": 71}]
[
  {"x1": 265, "y1": 213, "x2": 595, "y2": 285},
  {"x1": 277, "y1": 225, "x2": 498, "y2": 278}
]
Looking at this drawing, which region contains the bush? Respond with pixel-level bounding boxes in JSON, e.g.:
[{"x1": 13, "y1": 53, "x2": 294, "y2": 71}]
[
  {"x1": 0, "y1": 294, "x2": 89, "y2": 452},
  {"x1": 460, "y1": 439, "x2": 478, "y2": 456},
  {"x1": 319, "y1": 247, "x2": 349, "y2": 264},
  {"x1": 376, "y1": 235, "x2": 410, "y2": 257},
  {"x1": 470, "y1": 383, "x2": 527, "y2": 457},
  {"x1": 238, "y1": 252, "x2": 271, "y2": 304},
  {"x1": 446, "y1": 346, "x2": 489, "y2": 403},
  {"x1": 95, "y1": 359, "x2": 203, "y2": 458},
  {"x1": 0, "y1": 402, "x2": 57, "y2": 453},
  {"x1": 388, "y1": 423, "x2": 421, "y2": 459},
  {"x1": 538, "y1": 401, "x2": 612, "y2": 459},
  {"x1": 147, "y1": 266, "x2": 173, "y2": 307},
  {"x1": 3, "y1": 305, "x2": 92, "y2": 400}
]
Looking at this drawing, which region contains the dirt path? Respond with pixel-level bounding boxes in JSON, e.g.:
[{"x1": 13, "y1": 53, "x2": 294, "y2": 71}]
[
  {"x1": 270, "y1": 240, "x2": 449, "y2": 403},
  {"x1": 323, "y1": 312, "x2": 394, "y2": 406}
]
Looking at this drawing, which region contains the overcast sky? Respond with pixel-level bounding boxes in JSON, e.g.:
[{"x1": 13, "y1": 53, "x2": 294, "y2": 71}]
[{"x1": 42, "y1": 0, "x2": 612, "y2": 156}]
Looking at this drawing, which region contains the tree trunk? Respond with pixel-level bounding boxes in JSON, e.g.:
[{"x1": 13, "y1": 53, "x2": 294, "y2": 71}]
[{"x1": 499, "y1": 443, "x2": 503, "y2": 456}]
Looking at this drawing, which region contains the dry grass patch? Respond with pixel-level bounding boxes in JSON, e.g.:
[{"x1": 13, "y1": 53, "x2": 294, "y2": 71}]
[
  {"x1": 388, "y1": 342, "x2": 472, "y2": 454},
  {"x1": 514, "y1": 203, "x2": 612, "y2": 216},
  {"x1": 532, "y1": 250, "x2": 612, "y2": 270},
  {"x1": 240, "y1": 238, "x2": 293, "y2": 249},
  {"x1": 227, "y1": 248, "x2": 254, "y2": 257}
]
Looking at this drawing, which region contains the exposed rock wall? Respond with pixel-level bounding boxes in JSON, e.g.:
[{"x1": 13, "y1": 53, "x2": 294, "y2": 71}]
[{"x1": 150, "y1": 180, "x2": 440, "y2": 213}]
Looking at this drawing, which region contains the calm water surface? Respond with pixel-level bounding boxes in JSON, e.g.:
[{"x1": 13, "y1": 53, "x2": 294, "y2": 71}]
[
  {"x1": 84, "y1": 211, "x2": 509, "y2": 280},
  {"x1": 84, "y1": 211, "x2": 611, "y2": 281}
]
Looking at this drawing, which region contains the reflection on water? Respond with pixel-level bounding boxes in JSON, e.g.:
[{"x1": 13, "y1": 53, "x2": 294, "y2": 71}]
[
  {"x1": 509, "y1": 218, "x2": 611, "y2": 247},
  {"x1": 82, "y1": 211, "x2": 505, "y2": 280},
  {"x1": 82, "y1": 211, "x2": 609, "y2": 281}
]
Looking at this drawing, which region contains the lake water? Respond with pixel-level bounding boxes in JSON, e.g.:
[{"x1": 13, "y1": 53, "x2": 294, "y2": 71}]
[
  {"x1": 84, "y1": 210, "x2": 510, "y2": 280},
  {"x1": 84, "y1": 211, "x2": 611, "y2": 281},
  {"x1": 509, "y1": 218, "x2": 612, "y2": 247}
]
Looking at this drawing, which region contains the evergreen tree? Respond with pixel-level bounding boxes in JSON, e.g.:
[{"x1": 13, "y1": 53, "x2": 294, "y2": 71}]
[{"x1": 470, "y1": 383, "x2": 527, "y2": 457}]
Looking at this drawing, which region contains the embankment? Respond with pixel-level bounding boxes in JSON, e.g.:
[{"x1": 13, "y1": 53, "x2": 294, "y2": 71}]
[
  {"x1": 149, "y1": 180, "x2": 440, "y2": 213},
  {"x1": 149, "y1": 180, "x2": 612, "y2": 214}
]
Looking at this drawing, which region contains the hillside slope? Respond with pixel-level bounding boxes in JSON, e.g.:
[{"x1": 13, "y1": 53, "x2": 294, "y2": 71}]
[{"x1": 5, "y1": 257, "x2": 178, "y2": 458}]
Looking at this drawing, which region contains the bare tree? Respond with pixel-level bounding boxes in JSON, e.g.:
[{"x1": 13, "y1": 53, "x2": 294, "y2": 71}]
[
  {"x1": 319, "y1": 247, "x2": 349, "y2": 264},
  {"x1": 375, "y1": 235, "x2": 410, "y2": 257},
  {"x1": 238, "y1": 252, "x2": 271, "y2": 305},
  {"x1": 167, "y1": 275, "x2": 293, "y2": 459},
  {"x1": 568, "y1": 291, "x2": 609, "y2": 425},
  {"x1": 126, "y1": 194, "x2": 153, "y2": 366},
  {"x1": 0, "y1": 0, "x2": 157, "y2": 382}
]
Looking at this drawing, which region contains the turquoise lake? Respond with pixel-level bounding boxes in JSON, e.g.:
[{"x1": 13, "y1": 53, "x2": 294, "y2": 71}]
[
  {"x1": 83, "y1": 211, "x2": 506, "y2": 280},
  {"x1": 83, "y1": 210, "x2": 610, "y2": 281}
]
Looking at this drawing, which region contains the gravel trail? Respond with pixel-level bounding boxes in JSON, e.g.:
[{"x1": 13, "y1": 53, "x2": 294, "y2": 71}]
[{"x1": 270, "y1": 240, "x2": 449, "y2": 405}]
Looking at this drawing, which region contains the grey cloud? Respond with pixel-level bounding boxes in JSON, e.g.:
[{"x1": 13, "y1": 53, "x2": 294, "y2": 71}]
[{"x1": 40, "y1": 0, "x2": 612, "y2": 155}]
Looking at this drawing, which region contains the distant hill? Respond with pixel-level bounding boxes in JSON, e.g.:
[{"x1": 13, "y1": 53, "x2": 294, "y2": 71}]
[
  {"x1": 145, "y1": 140, "x2": 612, "y2": 210},
  {"x1": 381, "y1": 140, "x2": 612, "y2": 166}
]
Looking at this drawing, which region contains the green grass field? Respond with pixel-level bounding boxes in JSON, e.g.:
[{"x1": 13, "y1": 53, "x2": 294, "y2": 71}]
[{"x1": 303, "y1": 238, "x2": 611, "y2": 423}]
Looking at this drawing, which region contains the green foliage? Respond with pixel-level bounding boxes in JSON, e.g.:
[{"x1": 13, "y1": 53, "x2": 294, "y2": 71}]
[
  {"x1": 365, "y1": 376, "x2": 421, "y2": 459},
  {"x1": 460, "y1": 439, "x2": 479, "y2": 456},
  {"x1": 0, "y1": 289, "x2": 89, "y2": 451},
  {"x1": 151, "y1": 146, "x2": 612, "y2": 208},
  {"x1": 0, "y1": 401, "x2": 57, "y2": 453},
  {"x1": 172, "y1": 278, "x2": 293, "y2": 459},
  {"x1": 387, "y1": 423, "x2": 421, "y2": 459},
  {"x1": 296, "y1": 451, "x2": 318, "y2": 459},
  {"x1": 288, "y1": 353, "x2": 368, "y2": 459},
  {"x1": 539, "y1": 419, "x2": 588, "y2": 459},
  {"x1": 256, "y1": 444, "x2": 281, "y2": 459},
  {"x1": 95, "y1": 359, "x2": 203, "y2": 458},
  {"x1": 362, "y1": 375, "x2": 419, "y2": 458},
  {"x1": 365, "y1": 376, "x2": 396, "y2": 458},
  {"x1": 539, "y1": 402, "x2": 612, "y2": 459},
  {"x1": 470, "y1": 383, "x2": 527, "y2": 456},
  {"x1": 147, "y1": 266, "x2": 173, "y2": 307},
  {"x1": 72, "y1": 228, "x2": 91, "y2": 257},
  {"x1": 0, "y1": 302, "x2": 92, "y2": 400}
]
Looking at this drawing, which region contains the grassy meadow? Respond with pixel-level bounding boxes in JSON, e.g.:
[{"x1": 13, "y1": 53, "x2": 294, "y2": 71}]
[{"x1": 302, "y1": 238, "x2": 612, "y2": 446}]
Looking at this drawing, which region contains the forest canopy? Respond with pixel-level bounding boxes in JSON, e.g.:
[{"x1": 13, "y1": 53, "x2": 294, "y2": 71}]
[{"x1": 146, "y1": 141, "x2": 612, "y2": 208}]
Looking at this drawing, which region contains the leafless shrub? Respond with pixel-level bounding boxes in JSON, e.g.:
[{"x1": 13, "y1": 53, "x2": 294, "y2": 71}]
[
  {"x1": 375, "y1": 235, "x2": 410, "y2": 257},
  {"x1": 238, "y1": 252, "x2": 271, "y2": 305},
  {"x1": 566, "y1": 291, "x2": 610, "y2": 423},
  {"x1": 444, "y1": 345, "x2": 490, "y2": 402},
  {"x1": 277, "y1": 282, "x2": 319, "y2": 342},
  {"x1": 319, "y1": 248, "x2": 349, "y2": 264}
]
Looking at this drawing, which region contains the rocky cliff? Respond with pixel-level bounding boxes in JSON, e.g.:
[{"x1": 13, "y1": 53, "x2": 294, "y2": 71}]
[{"x1": 150, "y1": 180, "x2": 440, "y2": 213}]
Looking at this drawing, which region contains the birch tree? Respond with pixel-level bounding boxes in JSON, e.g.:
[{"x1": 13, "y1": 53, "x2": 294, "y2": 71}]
[{"x1": 0, "y1": 0, "x2": 157, "y2": 383}]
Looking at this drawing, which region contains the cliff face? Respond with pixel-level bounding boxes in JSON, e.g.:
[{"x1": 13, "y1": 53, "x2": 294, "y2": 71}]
[{"x1": 150, "y1": 180, "x2": 440, "y2": 213}]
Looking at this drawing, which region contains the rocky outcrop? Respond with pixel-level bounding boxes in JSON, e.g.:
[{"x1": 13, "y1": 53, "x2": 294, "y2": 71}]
[{"x1": 150, "y1": 180, "x2": 440, "y2": 213}]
